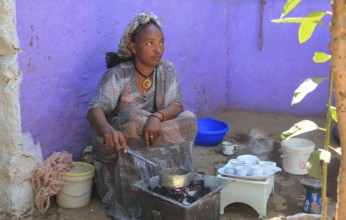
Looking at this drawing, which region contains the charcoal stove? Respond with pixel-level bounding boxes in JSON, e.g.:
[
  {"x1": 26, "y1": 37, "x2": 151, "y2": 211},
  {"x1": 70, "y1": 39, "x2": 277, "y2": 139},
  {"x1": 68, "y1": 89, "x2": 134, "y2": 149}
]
[{"x1": 132, "y1": 173, "x2": 231, "y2": 220}]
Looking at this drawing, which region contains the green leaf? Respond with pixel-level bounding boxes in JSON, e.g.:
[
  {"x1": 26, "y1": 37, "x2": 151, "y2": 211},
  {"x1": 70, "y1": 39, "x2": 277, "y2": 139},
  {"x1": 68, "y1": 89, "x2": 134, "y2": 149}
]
[
  {"x1": 272, "y1": 17, "x2": 322, "y2": 24},
  {"x1": 332, "y1": 147, "x2": 341, "y2": 155},
  {"x1": 291, "y1": 78, "x2": 327, "y2": 105},
  {"x1": 330, "y1": 106, "x2": 338, "y2": 123},
  {"x1": 298, "y1": 11, "x2": 327, "y2": 43},
  {"x1": 281, "y1": 0, "x2": 302, "y2": 18},
  {"x1": 281, "y1": 120, "x2": 319, "y2": 139},
  {"x1": 307, "y1": 150, "x2": 323, "y2": 180},
  {"x1": 313, "y1": 52, "x2": 331, "y2": 63}
]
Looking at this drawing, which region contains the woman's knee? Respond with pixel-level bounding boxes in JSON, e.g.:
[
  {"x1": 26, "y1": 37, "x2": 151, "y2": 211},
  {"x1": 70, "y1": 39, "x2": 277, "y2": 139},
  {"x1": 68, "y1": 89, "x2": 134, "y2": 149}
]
[{"x1": 177, "y1": 110, "x2": 197, "y2": 131}]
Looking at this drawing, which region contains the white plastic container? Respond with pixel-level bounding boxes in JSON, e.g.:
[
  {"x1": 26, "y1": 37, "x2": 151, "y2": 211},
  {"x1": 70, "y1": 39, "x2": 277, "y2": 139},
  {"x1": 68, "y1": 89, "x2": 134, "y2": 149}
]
[
  {"x1": 281, "y1": 138, "x2": 315, "y2": 175},
  {"x1": 56, "y1": 162, "x2": 95, "y2": 208}
]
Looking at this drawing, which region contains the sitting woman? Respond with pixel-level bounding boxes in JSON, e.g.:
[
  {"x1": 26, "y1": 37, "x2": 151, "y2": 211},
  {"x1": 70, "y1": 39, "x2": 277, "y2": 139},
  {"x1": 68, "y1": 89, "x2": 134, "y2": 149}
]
[{"x1": 86, "y1": 11, "x2": 197, "y2": 219}]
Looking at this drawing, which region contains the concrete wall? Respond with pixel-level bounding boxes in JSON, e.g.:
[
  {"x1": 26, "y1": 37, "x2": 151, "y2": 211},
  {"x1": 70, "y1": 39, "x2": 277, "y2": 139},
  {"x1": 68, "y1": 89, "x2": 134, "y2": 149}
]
[{"x1": 15, "y1": 0, "x2": 331, "y2": 160}]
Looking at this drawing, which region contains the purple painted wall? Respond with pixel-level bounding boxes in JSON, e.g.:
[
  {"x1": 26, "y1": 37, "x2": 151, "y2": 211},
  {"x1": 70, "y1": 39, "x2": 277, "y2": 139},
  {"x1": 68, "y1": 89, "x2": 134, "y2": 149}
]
[
  {"x1": 227, "y1": 1, "x2": 331, "y2": 115},
  {"x1": 16, "y1": 1, "x2": 331, "y2": 159}
]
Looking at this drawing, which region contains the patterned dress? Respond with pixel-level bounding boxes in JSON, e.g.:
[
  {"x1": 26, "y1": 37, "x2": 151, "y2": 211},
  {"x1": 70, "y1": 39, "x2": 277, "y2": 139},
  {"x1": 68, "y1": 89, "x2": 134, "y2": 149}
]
[{"x1": 88, "y1": 59, "x2": 197, "y2": 219}]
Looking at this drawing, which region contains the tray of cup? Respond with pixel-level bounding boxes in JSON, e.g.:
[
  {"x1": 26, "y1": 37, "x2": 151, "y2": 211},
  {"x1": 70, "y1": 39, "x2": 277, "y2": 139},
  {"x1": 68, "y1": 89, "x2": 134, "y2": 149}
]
[
  {"x1": 220, "y1": 156, "x2": 281, "y2": 180},
  {"x1": 218, "y1": 165, "x2": 281, "y2": 180}
]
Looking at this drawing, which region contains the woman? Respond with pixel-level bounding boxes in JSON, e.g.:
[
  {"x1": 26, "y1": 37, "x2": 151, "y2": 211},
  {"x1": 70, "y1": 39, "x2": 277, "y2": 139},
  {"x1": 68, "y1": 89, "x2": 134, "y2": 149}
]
[{"x1": 86, "y1": 11, "x2": 197, "y2": 219}]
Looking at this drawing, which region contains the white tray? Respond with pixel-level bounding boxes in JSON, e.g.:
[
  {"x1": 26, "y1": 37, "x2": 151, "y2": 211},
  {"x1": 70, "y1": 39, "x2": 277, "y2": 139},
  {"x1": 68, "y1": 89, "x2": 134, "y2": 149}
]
[{"x1": 218, "y1": 166, "x2": 282, "y2": 180}]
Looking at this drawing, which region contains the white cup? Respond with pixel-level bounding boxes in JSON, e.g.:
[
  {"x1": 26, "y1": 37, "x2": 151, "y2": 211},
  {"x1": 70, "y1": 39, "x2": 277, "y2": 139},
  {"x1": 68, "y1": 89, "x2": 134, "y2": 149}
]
[
  {"x1": 226, "y1": 159, "x2": 242, "y2": 166},
  {"x1": 258, "y1": 161, "x2": 277, "y2": 174},
  {"x1": 237, "y1": 155, "x2": 260, "y2": 165},
  {"x1": 235, "y1": 166, "x2": 247, "y2": 176},
  {"x1": 224, "y1": 165, "x2": 236, "y2": 175},
  {"x1": 243, "y1": 160, "x2": 258, "y2": 165},
  {"x1": 250, "y1": 165, "x2": 264, "y2": 176},
  {"x1": 244, "y1": 164, "x2": 253, "y2": 175},
  {"x1": 222, "y1": 141, "x2": 238, "y2": 155}
]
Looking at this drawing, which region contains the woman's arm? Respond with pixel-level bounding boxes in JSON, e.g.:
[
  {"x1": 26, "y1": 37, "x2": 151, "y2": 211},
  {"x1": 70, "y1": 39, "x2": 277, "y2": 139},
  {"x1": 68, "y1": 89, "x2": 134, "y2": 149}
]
[
  {"x1": 152, "y1": 103, "x2": 183, "y2": 121},
  {"x1": 143, "y1": 103, "x2": 183, "y2": 148},
  {"x1": 86, "y1": 108, "x2": 128, "y2": 152},
  {"x1": 143, "y1": 61, "x2": 186, "y2": 148}
]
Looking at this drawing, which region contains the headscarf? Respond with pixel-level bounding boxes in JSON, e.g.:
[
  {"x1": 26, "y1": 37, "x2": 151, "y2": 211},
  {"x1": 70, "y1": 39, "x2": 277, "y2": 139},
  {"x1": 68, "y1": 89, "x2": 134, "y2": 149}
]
[{"x1": 117, "y1": 11, "x2": 161, "y2": 59}]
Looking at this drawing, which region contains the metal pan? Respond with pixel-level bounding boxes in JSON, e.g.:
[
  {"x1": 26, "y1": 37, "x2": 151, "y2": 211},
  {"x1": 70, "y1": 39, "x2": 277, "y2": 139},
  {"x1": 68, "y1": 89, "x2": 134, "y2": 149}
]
[{"x1": 126, "y1": 149, "x2": 189, "y2": 188}]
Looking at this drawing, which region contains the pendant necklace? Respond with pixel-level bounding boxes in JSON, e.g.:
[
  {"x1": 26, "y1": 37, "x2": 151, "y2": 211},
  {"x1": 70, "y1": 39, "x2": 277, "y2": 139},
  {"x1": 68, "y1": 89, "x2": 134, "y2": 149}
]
[{"x1": 134, "y1": 63, "x2": 154, "y2": 89}]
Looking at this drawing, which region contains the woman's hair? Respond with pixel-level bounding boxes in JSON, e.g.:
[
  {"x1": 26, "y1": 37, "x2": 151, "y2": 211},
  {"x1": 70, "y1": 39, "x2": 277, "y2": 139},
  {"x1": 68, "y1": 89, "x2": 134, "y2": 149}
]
[
  {"x1": 106, "y1": 19, "x2": 161, "y2": 69},
  {"x1": 105, "y1": 52, "x2": 132, "y2": 69}
]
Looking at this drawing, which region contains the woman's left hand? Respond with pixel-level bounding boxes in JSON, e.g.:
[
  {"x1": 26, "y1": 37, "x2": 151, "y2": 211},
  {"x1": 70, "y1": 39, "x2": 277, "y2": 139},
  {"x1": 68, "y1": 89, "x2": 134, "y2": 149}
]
[{"x1": 144, "y1": 115, "x2": 162, "y2": 148}]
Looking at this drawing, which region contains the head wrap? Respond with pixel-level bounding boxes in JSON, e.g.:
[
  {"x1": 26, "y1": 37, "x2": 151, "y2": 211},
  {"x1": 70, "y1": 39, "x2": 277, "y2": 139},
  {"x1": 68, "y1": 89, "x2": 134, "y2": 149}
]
[{"x1": 117, "y1": 11, "x2": 161, "y2": 59}]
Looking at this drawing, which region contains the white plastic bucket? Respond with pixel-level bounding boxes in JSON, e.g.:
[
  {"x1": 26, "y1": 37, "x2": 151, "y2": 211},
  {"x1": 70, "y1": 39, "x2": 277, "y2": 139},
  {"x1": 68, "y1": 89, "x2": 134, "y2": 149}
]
[
  {"x1": 56, "y1": 162, "x2": 95, "y2": 208},
  {"x1": 281, "y1": 138, "x2": 315, "y2": 175}
]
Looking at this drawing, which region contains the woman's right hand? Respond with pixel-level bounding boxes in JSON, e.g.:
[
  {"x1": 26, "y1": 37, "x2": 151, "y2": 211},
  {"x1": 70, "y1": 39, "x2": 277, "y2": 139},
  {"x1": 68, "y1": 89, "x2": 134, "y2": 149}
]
[
  {"x1": 102, "y1": 128, "x2": 128, "y2": 152},
  {"x1": 87, "y1": 108, "x2": 129, "y2": 152}
]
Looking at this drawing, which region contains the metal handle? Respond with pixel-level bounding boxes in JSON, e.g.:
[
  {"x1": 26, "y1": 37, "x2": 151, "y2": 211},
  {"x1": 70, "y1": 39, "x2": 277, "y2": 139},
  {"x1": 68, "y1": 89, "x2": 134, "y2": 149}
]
[{"x1": 127, "y1": 149, "x2": 160, "y2": 169}]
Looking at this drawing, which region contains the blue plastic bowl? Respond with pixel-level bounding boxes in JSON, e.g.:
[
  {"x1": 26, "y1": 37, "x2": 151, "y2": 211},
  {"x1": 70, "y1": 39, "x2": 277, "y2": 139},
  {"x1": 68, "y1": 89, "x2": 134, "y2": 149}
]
[{"x1": 194, "y1": 118, "x2": 229, "y2": 146}]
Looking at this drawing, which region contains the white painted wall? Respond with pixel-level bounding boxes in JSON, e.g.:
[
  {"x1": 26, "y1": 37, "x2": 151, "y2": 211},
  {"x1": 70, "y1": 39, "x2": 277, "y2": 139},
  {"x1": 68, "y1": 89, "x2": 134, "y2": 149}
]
[{"x1": 0, "y1": 0, "x2": 42, "y2": 217}]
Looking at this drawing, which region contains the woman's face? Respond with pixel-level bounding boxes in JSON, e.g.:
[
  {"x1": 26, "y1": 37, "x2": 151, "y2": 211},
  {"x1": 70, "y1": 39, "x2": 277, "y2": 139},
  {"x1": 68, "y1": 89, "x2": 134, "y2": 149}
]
[{"x1": 130, "y1": 23, "x2": 164, "y2": 68}]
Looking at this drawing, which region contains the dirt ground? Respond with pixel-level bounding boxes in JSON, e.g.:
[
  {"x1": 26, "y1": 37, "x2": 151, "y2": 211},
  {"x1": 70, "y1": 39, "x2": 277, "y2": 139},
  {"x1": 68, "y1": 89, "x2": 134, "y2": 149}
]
[{"x1": 23, "y1": 109, "x2": 339, "y2": 220}]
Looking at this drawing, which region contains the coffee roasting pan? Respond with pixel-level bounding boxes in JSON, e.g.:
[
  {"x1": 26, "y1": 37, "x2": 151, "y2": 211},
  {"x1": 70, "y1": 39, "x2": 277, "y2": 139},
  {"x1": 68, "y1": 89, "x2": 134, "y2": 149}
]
[{"x1": 126, "y1": 148, "x2": 189, "y2": 188}]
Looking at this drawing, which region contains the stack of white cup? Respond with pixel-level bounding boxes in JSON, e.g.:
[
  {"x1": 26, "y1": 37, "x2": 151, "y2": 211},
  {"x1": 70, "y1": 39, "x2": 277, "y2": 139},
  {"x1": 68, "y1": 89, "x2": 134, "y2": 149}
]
[{"x1": 223, "y1": 155, "x2": 277, "y2": 177}]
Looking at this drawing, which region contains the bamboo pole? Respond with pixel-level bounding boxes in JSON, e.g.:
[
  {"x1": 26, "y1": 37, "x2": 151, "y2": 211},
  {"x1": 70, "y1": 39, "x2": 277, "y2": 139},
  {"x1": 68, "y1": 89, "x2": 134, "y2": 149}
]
[{"x1": 330, "y1": 0, "x2": 346, "y2": 219}]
